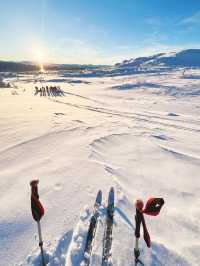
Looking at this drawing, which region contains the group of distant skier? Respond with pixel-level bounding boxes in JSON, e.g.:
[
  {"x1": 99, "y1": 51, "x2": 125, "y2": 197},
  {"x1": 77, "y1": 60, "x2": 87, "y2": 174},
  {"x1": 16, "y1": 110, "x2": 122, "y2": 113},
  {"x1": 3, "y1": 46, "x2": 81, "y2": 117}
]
[{"x1": 34, "y1": 86, "x2": 64, "y2": 97}]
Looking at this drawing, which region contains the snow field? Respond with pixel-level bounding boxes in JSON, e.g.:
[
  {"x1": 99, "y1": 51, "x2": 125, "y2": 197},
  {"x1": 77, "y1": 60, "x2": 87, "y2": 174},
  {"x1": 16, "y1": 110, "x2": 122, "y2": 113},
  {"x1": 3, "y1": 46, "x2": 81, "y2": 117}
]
[{"x1": 0, "y1": 68, "x2": 200, "y2": 265}]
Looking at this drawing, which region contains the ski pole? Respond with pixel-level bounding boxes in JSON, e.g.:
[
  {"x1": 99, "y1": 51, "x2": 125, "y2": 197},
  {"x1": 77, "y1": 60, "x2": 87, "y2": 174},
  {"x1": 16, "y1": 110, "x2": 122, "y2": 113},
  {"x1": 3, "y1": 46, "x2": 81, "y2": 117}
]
[
  {"x1": 37, "y1": 220, "x2": 46, "y2": 266},
  {"x1": 134, "y1": 199, "x2": 143, "y2": 261},
  {"x1": 134, "y1": 198, "x2": 164, "y2": 262},
  {"x1": 30, "y1": 180, "x2": 46, "y2": 266}
]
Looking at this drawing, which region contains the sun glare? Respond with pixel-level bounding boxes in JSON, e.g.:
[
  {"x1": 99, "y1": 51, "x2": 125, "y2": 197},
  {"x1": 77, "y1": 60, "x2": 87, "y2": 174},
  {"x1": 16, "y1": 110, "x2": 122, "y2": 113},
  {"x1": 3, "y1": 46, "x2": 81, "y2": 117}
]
[
  {"x1": 36, "y1": 50, "x2": 46, "y2": 73},
  {"x1": 39, "y1": 63, "x2": 45, "y2": 73}
]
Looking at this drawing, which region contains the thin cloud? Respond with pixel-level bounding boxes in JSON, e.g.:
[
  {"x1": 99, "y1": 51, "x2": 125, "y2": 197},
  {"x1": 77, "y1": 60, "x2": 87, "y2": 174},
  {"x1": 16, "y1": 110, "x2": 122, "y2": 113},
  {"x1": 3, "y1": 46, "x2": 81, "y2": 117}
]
[{"x1": 180, "y1": 11, "x2": 200, "y2": 25}]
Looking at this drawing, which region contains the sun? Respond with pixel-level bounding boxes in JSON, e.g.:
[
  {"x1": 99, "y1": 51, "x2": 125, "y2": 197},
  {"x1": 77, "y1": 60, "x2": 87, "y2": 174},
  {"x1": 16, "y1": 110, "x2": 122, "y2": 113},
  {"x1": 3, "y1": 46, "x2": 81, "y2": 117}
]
[
  {"x1": 39, "y1": 63, "x2": 45, "y2": 73},
  {"x1": 35, "y1": 50, "x2": 45, "y2": 72},
  {"x1": 28, "y1": 39, "x2": 50, "y2": 72}
]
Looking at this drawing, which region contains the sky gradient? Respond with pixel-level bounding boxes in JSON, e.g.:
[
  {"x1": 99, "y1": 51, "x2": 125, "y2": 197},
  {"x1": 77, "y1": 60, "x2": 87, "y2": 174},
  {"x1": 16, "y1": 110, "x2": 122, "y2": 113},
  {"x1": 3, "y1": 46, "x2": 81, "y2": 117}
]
[{"x1": 1, "y1": 0, "x2": 200, "y2": 64}]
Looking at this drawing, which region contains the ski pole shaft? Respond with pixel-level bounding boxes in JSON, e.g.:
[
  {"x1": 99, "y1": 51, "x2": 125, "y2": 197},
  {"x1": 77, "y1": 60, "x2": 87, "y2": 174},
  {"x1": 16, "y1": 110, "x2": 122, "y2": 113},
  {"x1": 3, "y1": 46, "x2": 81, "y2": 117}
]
[
  {"x1": 37, "y1": 221, "x2": 46, "y2": 266},
  {"x1": 134, "y1": 208, "x2": 142, "y2": 260},
  {"x1": 37, "y1": 221, "x2": 43, "y2": 247},
  {"x1": 135, "y1": 237, "x2": 139, "y2": 250},
  {"x1": 134, "y1": 199, "x2": 144, "y2": 260}
]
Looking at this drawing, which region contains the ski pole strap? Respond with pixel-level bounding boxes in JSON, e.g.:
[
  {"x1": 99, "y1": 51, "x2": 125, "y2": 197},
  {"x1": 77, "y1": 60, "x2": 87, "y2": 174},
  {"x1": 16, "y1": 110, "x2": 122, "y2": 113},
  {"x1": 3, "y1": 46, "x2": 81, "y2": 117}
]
[
  {"x1": 30, "y1": 180, "x2": 44, "y2": 222},
  {"x1": 135, "y1": 200, "x2": 151, "y2": 248},
  {"x1": 141, "y1": 214, "x2": 151, "y2": 247},
  {"x1": 143, "y1": 198, "x2": 164, "y2": 216}
]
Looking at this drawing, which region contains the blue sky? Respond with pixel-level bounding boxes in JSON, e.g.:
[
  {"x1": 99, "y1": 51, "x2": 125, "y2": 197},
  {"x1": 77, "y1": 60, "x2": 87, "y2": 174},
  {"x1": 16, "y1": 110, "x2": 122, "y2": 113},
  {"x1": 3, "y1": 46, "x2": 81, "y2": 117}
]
[{"x1": 0, "y1": 0, "x2": 200, "y2": 64}]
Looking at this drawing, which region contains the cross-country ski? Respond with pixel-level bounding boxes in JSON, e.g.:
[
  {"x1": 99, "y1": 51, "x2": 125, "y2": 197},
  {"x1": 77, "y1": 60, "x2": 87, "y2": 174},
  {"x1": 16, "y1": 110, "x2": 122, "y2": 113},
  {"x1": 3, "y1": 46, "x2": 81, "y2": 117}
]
[
  {"x1": 102, "y1": 187, "x2": 115, "y2": 266},
  {"x1": 82, "y1": 190, "x2": 102, "y2": 266}
]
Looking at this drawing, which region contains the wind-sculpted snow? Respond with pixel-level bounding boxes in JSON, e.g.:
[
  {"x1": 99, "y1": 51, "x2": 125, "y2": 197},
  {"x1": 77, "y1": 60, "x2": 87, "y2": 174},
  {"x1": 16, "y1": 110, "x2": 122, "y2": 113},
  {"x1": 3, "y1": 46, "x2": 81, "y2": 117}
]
[
  {"x1": 159, "y1": 145, "x2": 200, "y2": 162},
  {"x1": 0, "y1": 68, "x2": 200, "y2": 265},
  {"x1": 149, "y1": 242, "x2": 190, "y2": 266},
  {"x1": 110, "y1": 80, "x2": 200, "y2": 97}
]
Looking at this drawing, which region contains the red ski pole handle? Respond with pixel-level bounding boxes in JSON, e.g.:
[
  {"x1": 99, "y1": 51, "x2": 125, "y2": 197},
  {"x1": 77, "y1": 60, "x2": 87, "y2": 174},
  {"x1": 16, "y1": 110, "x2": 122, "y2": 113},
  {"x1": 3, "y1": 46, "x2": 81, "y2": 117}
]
[
  {"x1": 30, "y1": 179, "x2": 39, "y2": 199},
  {"x1": 30, "y1": 179, "x2": 44, "y2": 221}
]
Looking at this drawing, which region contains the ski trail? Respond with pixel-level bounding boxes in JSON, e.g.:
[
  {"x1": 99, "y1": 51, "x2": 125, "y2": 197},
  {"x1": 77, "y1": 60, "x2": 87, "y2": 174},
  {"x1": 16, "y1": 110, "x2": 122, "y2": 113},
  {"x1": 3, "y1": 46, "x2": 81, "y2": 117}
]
[
  {"x1": 65, "y1": 207, "x2": 90, "y2": 266},
  {"x1": 63, "y1": 90, "x2": 106, "y2": 105},
  {"x1": 48, "y1": 231, "x2": 73, "y2": 266},
  {"x1": 143, "y1": 109, "x2": 200, "y2": 125},
  {"x1": 47, "y1": 97, "x2": 200, "y2": 134}
]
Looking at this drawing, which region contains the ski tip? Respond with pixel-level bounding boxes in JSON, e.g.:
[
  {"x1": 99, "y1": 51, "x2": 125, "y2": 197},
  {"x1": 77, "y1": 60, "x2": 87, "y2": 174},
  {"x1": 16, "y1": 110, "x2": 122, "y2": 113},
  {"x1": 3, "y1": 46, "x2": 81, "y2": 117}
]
[
  {"x1": 110, "y1": 187, "x2": 114, "y2": 193},
  {"x1": 108, "y1": 187, "x2": 115, "y2": 206},
  {"x1": 109, "y1": 187, "x2": 115, "y2": 198},
  {"x1": 96, "y1": 190, "x2": 102, "y2": 203},
  {"x1": 97, "y1": 189, "x2": 102, "y2": 197}
]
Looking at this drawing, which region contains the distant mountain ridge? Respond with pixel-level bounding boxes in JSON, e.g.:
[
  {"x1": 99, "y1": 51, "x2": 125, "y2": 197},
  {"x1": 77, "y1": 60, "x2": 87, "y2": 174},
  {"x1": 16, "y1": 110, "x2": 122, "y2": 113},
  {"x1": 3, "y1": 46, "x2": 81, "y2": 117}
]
[{"x1": 116, "y1": 49, "x2": 200, "y2": 68}]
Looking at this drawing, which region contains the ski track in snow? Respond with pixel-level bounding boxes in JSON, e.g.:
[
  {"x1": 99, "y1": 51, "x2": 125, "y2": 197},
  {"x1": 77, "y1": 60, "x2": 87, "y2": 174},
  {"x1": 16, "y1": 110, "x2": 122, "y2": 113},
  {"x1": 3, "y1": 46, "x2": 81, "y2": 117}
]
[
  {"x1": 0, "y1": 69, "x2": 200, "y2": 266},
  {"x1": 47, "y1": 97, "x2": 200, "y2": 134}
]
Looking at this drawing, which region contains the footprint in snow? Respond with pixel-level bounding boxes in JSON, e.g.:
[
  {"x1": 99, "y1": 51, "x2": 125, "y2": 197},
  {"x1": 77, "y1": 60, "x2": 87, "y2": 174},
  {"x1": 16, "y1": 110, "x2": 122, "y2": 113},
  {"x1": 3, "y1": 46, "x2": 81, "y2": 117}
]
[
  {"x1": 54, "y1": 183, "x2": 63, "y2": 191},
  {"x1": 168, "y1": 112, "x2": 179, "y2": 117}
]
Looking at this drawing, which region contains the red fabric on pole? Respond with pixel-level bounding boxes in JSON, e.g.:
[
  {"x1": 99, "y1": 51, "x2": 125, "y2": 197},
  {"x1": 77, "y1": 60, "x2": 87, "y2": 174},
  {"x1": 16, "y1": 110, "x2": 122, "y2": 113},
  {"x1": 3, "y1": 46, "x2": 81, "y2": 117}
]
[
  {"x1": 141, "y1": 213, "x2": 151, "y2": 247},
  {"x1": 143, "y1": 198, "x2": 164, "y2": 216},
  {"x1": 30, "y1": 180, "x2": 44, "y2": 221}
]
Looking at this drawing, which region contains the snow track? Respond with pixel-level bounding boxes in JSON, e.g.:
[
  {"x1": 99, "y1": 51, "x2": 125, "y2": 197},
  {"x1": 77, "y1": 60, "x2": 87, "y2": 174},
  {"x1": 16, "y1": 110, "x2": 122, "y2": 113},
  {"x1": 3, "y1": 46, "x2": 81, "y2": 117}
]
[{"x1": 48, "y1": 97, "x2": 200, "y2": 135}]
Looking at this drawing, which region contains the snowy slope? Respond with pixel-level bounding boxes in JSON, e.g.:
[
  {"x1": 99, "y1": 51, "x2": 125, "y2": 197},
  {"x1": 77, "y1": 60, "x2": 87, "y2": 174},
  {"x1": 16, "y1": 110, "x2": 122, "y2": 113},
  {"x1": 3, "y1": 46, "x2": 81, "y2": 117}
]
[
  {"x1": 0, "y1": 68, "x2": 200, "y2": 266},
  {"x1": 117, "y1": 49, "x2": 200, "y2": 68}
]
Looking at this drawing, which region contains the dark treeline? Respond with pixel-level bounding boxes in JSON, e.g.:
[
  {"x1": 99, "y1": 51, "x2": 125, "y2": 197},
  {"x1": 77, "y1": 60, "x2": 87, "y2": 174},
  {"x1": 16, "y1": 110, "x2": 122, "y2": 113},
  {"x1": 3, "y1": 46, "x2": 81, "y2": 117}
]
[
  {"x1": 0, "y1": 61, "x2": 104, "y2": 73},
  {"x1": 0, "y1": 61, "x2": 40, "y2": 72}
]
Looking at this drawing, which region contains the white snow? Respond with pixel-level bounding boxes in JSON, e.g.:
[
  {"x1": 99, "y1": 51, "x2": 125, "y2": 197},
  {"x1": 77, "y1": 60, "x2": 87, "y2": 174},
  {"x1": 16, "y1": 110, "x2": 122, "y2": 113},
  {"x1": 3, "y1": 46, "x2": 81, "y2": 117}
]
[
  {"x1": 0, "y1": 68, "x2": 200, "y2": 266},
  {"x1": 117, "y1": 49, "x2": 200, "y2": 68}
]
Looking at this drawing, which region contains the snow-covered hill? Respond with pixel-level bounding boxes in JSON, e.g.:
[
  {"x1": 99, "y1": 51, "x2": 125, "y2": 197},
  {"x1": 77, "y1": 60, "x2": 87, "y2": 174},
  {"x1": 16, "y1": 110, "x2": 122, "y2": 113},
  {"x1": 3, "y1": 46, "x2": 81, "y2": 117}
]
[
  {"x1": 0, "y1": 67, "x2": 200, "y2": 266},
  {"x1": 116, "y1": 49, "x2": 200, "y2": 68}
]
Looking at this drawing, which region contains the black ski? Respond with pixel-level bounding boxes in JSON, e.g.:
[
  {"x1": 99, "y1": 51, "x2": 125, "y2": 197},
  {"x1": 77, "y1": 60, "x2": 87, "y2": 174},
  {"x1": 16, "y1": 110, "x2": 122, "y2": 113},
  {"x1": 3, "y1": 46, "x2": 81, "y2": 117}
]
[
  {"x1": 102, "y1": 187, "x2": 115, "y2": 266},
  {"x1": 82, "y1": 190, "x2": 102, "y2": 266}
]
